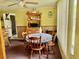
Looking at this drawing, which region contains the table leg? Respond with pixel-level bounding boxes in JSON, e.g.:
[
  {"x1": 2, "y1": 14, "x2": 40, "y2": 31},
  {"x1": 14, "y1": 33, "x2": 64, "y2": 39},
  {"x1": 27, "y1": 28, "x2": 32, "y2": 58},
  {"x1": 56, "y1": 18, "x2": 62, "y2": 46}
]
[{"x1": 46, "y1": 44, "x2": 49, "y2": 59}]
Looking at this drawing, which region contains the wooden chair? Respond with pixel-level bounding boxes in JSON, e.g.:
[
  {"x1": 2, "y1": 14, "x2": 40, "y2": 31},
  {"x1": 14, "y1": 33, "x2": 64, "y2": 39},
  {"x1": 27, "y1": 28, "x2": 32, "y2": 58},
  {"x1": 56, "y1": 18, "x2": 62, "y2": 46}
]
[
  {"x1": 48, "y1": 32, "x2": 57, "y2": 54},
  {"x1": 22, "y1": 32, "x2": 27, "y2": 42},
  {"x1": 29, "y1": 36, "x2": 45, "y2": 59},
  {"x1": 22, "y1": 31, "x2": 30, "y2": 51}
]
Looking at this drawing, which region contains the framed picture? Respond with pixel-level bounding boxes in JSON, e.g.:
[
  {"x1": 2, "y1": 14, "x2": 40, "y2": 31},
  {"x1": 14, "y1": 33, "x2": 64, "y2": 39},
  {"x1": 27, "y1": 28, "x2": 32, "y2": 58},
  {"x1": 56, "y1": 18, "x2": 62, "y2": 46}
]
[{"x1": 48, "y1": 11, "x2": 52, "y2": 17}]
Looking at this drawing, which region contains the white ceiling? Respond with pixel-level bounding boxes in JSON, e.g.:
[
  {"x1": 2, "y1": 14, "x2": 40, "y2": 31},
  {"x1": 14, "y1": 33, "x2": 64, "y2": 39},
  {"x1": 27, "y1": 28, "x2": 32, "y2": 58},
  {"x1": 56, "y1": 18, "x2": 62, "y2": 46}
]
[{"x1": 0, "y1": 0, "x2": 58, "y2": 10}]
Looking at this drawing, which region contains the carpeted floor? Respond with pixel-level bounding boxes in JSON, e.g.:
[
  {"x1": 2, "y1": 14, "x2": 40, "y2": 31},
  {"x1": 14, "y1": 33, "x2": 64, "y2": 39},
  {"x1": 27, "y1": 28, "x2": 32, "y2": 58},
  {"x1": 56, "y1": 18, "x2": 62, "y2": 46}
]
[{"x1": 6, "y1": 41, "x2": 62, "y2": 59}]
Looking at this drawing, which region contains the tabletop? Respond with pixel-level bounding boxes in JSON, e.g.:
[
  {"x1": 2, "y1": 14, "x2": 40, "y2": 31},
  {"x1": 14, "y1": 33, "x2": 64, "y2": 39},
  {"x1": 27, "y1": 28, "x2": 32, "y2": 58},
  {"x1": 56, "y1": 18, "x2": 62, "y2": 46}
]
[{"x1": 26, "y1": 33, "x2": 52, "y2": 43}]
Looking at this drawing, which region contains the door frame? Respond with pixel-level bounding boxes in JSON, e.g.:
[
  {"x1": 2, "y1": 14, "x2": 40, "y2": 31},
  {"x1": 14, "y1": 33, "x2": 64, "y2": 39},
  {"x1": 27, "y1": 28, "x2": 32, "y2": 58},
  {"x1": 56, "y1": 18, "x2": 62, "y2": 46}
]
[{"x1": 0, "y1": 19, "x2": 6, "y2": 59}]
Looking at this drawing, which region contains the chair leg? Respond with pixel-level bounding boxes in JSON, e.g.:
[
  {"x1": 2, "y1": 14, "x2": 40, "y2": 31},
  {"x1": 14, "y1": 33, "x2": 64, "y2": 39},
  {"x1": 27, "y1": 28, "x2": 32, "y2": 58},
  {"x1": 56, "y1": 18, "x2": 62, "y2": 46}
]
[
  {"x1": 51, "y1": 46, "x2": 55, "y2": 55},
  {"x1": 30, "y1": 50, "x2": 33, "y2": 59},
  {"x1": 48, "y1": 46, "x2": 55, "y2": 55},
  {"x1": 7, "y1": 37, "x2": 11, "y2": 46},
  {"x1": 46, "y1": 44, "x2": 49, "y2": 59},
  {"x1": 39, "y1": 50, "x2": 41, "y2": 59}
]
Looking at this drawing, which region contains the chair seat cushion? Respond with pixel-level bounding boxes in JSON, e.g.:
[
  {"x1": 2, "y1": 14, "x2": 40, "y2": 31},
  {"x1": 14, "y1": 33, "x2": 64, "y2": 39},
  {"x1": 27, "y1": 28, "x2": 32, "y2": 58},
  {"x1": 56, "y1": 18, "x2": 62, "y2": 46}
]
[{"x1": 48, "y1": 41, "x2": 55, "y2": 46}]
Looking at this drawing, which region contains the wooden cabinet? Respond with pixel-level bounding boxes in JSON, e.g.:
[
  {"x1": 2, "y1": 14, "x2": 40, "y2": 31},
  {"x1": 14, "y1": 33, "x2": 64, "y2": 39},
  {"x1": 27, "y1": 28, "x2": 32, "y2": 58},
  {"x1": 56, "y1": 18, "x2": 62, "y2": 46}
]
[
  {"x1": 26, "y1": 11, "x2": 41, "y2": 34},
  {"x1": 27, "y1": 11, "x2": 41, "y2": 20}
]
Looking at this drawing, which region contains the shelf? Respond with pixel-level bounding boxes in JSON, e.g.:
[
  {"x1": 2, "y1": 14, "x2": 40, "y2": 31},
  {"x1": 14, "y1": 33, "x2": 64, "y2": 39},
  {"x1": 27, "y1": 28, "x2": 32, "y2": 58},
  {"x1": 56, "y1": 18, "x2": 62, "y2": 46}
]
[
  {"x1": 27, "y1": 11, "x2": 41, "y2": 16},
  {"x1": 28, "y1": 19, "x2": 40, "y2": 21},
  {"x1": 27, "y1": 11, "x2": 41, "y2": 20},
  {"x1": 26, "y1": 11, "x2": 41, "y2": 33}
]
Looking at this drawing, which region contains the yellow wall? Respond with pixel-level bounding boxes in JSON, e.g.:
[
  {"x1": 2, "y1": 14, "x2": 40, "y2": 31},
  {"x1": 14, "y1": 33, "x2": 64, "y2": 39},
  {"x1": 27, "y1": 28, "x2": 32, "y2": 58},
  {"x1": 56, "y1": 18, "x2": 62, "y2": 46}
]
[
  {"x1": 0, "y1": 9, "x2": 27, "y2": 26},
  {"x1": 67, "y1": 0, "x2": 74, "y2": 59},
  {"x1": 0, "y1": 6, "x2": 57, "y2": 26},
  {"x1": 67, "y1": 0, "x2": 79, "y2": 59},
  {"x1": 14, "y1": 9, "x2": 28, "y2": 26},
  {"x1": 57, "y1": 0, "x2": 68, "y2": 58},
  {"x1": 38, "y1": 6, "x2": 57, "y2": 26}
]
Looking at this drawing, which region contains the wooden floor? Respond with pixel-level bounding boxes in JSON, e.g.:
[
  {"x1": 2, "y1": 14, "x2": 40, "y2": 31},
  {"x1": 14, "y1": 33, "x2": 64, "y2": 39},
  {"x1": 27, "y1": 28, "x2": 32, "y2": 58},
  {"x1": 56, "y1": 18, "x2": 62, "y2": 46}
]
[{"x1": 6, "y1": 40, "x2": 62, "y2": 59}]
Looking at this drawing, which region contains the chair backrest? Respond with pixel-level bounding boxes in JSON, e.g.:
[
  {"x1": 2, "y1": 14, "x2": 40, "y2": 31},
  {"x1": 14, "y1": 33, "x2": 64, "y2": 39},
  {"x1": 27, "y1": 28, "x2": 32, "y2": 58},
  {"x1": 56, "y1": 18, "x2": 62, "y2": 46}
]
[
  {"x1": 29, "y1": 36, "x2": 42, "y2": 48},
  {"x1": 27, "y1": 28, "x2": 40, "y2": 34},
  {"x1": 22, "y1": 32, "x2": 27, "y2": 38},
  {"x1": 22, "y1": 32, "x2": 27, "y2": 43},
  {"x1": 53, "y1": 33, "x2": 57, "y2": 42}
]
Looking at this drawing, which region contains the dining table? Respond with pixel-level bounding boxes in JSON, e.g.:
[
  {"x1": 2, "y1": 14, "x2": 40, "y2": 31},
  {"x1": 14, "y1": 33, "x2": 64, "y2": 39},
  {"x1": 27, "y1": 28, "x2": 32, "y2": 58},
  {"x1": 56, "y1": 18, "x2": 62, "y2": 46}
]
[
  {"x1": 26, "y1": 33, "x2": 53, "y2": 59},
  {"x1": 26, "y1": 33, "x2": 52, "y2": 43}
]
